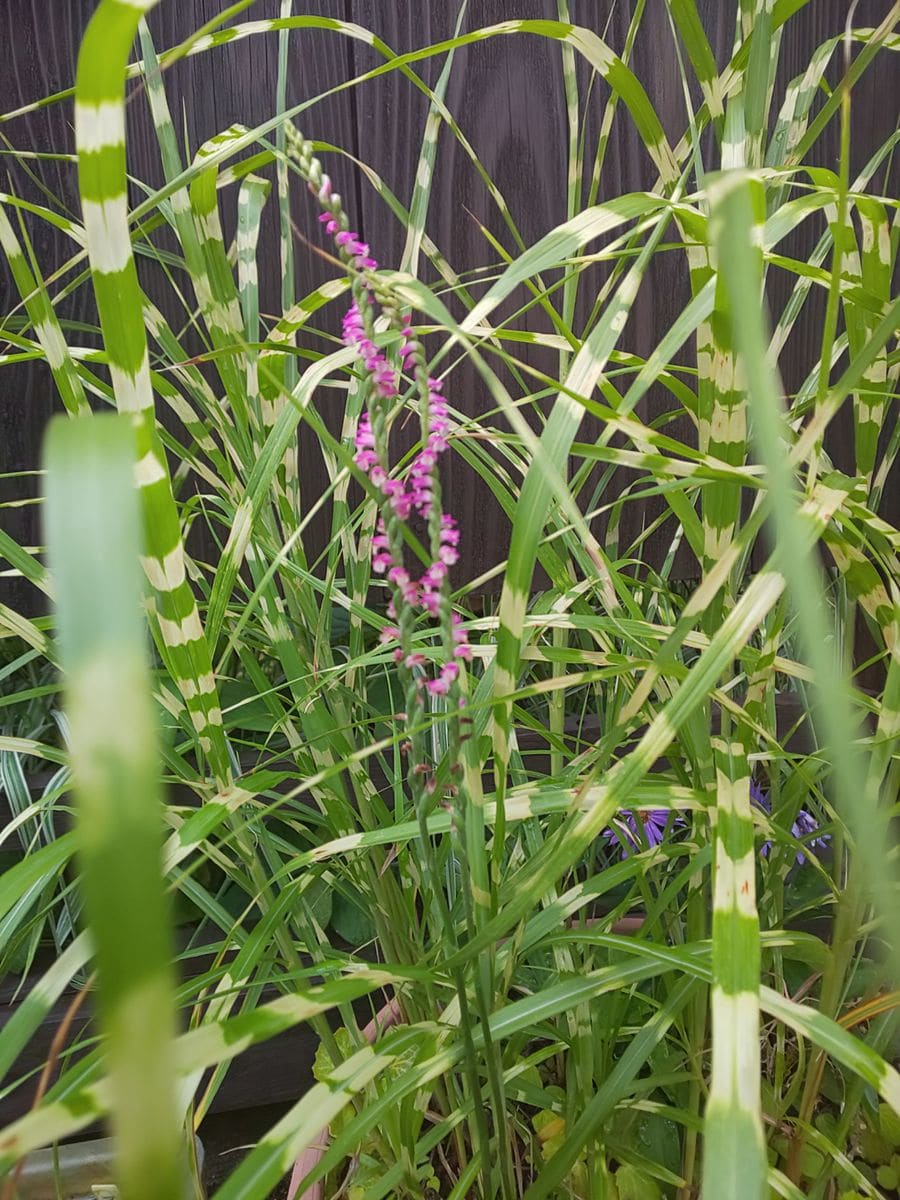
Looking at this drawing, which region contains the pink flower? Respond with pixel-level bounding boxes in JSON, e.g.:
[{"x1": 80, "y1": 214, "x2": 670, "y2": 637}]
[
  {"x1": 422, "y1": 563, "x2": 447, "y2": 589},
  {"x1": 355, "y1": 414, "x2": 375, "y2": 449},
  {"x1": 388, "y1": 566, "x2": 418, "y2": 605},
  {"x1": 420, "y1": 592, "x2": 441, "y2": 617},
  {"x1": 400, "y1": 322, "x2": 416, "y2": 368},
  {"x1": 441, "y1": 514, "x2": 459, "y2": 540},
  {"x1": 389, "y1": 491, "x2": 413, "y2": 521},
  {"x1": 426, "y1": 662, "x2": 459, "y2": 695},
  {"x1": 342, "y1": 303, "x2": 365, "y2": 344},
  {"x1": 327, "y1": 226, "x2": 380, "y2": 272},
  {"x1": 451, "y1": 613, "x2": 472, "y2": 660}
]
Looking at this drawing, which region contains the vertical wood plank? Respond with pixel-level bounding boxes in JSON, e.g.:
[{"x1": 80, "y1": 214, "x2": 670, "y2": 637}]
[
  {"x1": 1, "y1": 0, "x2": 896, "y2": 611},
  {"x1": 0, "y1": 0, "x2": 98, "y2": 616}
]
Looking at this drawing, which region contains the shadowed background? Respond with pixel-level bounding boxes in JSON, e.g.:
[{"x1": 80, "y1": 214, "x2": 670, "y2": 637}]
[{"x1": 1, "y1": 0, "x2": 897, "y2": 615}]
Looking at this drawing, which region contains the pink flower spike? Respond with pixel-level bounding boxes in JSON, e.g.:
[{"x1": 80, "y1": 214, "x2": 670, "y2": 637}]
[
  {"x1": 426, "y1": 676, "x2": 451, "y2": 695},
  {"x1": 379, "y1": 625, "x2": 400, "y2": 643}
]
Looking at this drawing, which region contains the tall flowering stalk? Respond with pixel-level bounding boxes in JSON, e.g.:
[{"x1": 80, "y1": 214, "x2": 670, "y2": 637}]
[
  {"x1": 284, "y1": 129, "x2": 463, "y2": 893},
  {"x1": 285, "y1": 127, "x2": 512, "y2": 1200},
  {"x1": 285, "y1": 132, "x2": 470, "y2": 714},
  {"x1": 346, "y1": 307, "x2": 471, "y2": 694}
]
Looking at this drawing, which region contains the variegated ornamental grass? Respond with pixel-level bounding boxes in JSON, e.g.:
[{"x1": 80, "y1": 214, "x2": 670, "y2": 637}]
[
  {"x1": 42, "y1": 415, "x2": 186, "y2": 1200},
  {"x1": 0, "y1": 1, "x2": 898, "y2": 1198}
]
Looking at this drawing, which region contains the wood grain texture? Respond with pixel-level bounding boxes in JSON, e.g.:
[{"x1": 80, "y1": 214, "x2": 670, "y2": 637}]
[
  {"x1": 0, "y1": 0, "x2": 98, "y2": 616},
  {"x1": 1, "y1": 0, "x2": 896, "y2": 613}
]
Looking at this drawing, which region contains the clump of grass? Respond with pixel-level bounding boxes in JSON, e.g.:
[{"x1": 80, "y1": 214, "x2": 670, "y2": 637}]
[{"x1": 0, "y1": 2, "x2": 897, "y2": 1199}]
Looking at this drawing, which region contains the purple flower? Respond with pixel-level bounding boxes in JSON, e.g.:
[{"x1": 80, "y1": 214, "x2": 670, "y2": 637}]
[
  {"x1": 751, "y1": 779, "x2": 829, "y2": 865},
  {"x1": 605, "y1": 809, "x2": 680, "y2": 855},
  {"x1": 749, "y1": 778, "x2": 767, "y2": 810}
]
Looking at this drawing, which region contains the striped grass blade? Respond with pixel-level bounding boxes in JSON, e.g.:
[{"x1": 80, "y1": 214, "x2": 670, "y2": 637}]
[{"x1": 44, "y1": 414, "x2": 185, "y2": 1200}]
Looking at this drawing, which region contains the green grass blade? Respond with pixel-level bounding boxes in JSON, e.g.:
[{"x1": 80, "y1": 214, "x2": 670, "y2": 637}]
[
  {"x1": 44, "y1": 413, "x2": 184, "y2": 1200},
  {"x1": 75, "y1": 0, "x2": 230, "y2": 785},
  {"x1": 705, "y1": 738, "x2": 766, "y2": 1199},
  {"x1": 669, "y1": 0, "x2": 725, "y2": 122},
  {"x1": 400, "y1": 1, "x2": 469, "y2": 276},
  {"x1": 0, "y1": 933, "x2": 92, "y2": 1086},
  {"x1": 0, "y1": 969, "x2": 398, "y2": 1170},
  {"x1": 0, "y1": 205, "x2": 89, "y2": 417},
  {"x1": 237, "y1": 173, "x2": 270, "y2": 438},
  {"x1": 275, "y1": 0, "x2": 297, "y2": 395},
  {"x1": 710, "y1": 170, "x2": 898, "y2": 968}
]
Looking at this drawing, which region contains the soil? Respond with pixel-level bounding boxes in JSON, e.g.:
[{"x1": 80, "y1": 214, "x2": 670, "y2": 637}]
[{"x1": 200, "y1": 1103, "x2": 294, "y2": 1199}]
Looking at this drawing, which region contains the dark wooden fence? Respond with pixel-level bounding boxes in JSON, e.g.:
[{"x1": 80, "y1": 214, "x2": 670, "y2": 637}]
[{"x1": 2, "y1": 1, "x2": 897, "y2": 614}]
